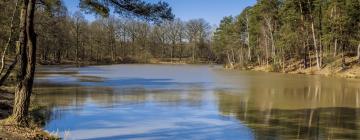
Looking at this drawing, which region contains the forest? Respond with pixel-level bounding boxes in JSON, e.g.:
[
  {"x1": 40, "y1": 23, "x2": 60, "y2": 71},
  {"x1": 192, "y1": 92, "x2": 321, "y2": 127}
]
[
  {"x1": 1, "y1": 0, "x2": 358, "y2": 71},
  {"x1": 212, "y1": 0, "x2": 360, "y2": 72},
  {"x1": 1, "y1": 0, "x2": 213, "y2": 65}
]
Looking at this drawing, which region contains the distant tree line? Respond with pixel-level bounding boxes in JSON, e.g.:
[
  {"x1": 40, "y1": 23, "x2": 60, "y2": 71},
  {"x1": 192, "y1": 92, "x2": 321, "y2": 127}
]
[
  {"x1": 212, "y1": 0, "x2": 360, "y2": 71},
  {"x1": 1, "y1": 1, "x2": 212, "y2": 65}
]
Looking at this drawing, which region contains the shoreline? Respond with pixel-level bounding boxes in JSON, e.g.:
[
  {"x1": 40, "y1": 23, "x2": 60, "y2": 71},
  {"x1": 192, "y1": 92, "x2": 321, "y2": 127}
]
[
  {"x1": 232, "y1": 57, "x2": 360, "y2": 79},
  {"x1": 37, "y1": 57, "x2": 216, "y2": 66},
  {"x1": 0, "y1": 87, "x2": 58, "y2": 139},
  {"x1": 1, "y1": 59, "x2": 358, "y2": 139},
  {"x1": 250, "y1": 65, "x2": 360, "y2": 79},
  {"x1": 38, "y1": 58, "x2": 360, "y2": 80}
]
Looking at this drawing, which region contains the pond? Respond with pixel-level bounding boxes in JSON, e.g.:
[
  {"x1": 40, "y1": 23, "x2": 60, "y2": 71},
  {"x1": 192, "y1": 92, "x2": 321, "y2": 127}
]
[{"x1": 33, "y1": 64, "x2": 360, "y2": 140}]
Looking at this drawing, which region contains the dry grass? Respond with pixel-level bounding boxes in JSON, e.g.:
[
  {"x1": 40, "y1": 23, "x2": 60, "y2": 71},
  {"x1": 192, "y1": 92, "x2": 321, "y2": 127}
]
[{"x1": 0, "y1": 120, "x2": 59, "y2": 140}]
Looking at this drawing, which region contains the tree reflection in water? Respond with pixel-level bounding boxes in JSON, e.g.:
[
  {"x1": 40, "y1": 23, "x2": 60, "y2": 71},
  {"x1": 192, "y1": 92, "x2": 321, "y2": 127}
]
[
  {"x1": 217, "y1": 87, "x2": 360, "y2": 139},
  {"x1": 31, "y1": 65, "x2": 360, "y2": 139}
]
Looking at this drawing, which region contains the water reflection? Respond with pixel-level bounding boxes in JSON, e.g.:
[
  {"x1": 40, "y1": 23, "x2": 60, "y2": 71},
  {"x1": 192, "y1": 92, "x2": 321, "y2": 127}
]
[
  {"x1": 32, "y1": 65, "x2": 360, "y2": 139},
  {"x1": 33, "y1": 65, "x2": 254, "y2": 139},
  {"x1": 215, "y1": 70, "x2": 360, "y2": 139}
]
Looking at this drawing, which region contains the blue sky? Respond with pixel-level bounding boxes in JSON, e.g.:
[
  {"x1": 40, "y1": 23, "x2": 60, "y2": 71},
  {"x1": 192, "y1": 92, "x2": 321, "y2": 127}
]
[{"x1": 63, "y1": 0, "x2": 257, "y2": 25}]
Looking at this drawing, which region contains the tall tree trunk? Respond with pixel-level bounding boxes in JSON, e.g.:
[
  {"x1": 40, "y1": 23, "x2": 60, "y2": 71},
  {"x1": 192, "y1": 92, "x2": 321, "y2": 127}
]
[
  {"x1": 281, "y1": 47, "x2": 285, "y2": 72},
  {"x1": 357, "y1": 43, "x2": 360, "y2": 64},
  {"x1": 231, "y1": 48, "x2": 235, "y2": 64},
  {"x1": 179, "y1": 35, "x2": 183, "y2": 61},
  {"x1": 319, "y1": 39, "x2": 323, "y2": 67},
  {"x1": 75, "y1": 20, "x2": 80, "y2": 65},
  {"x1": 298, "y1": 0, "x2": 308, "y2": 69},
  {"x1": 171, "y1": 41, "x2": 175, "y2": 63},
  {"x1": 265, "y1": 36, "x2": 269, "y2": 67},
  {"x1": 318, "y1": 3, "x2": 323, "y2": 68},
  {"x1": 75, "y1": 34, "x2": 79, "y2": 65},
  {"x1": 238, "y1": 48, "x2": 243, "y2": 67},
  {"x1": 341, "y1": 43, "x2": 345, "y2": 68},
  {"x1": 113, "y1": 44, "x2": 117, "y2": 62},
  {"x1": 309, "y1": 49, "x2": 312, "y2": 69},
  {"x1": 303, "y1": 42, "x2": 308, "y2": 69},
  {"x1": 311, "y1": 22, "x2": 321, "y2": 70},
  {"x1": 179, "y1": 46, "x2": 183, "y2": 61},
  {"x1": 96, "y1": 47, "x2": 99, "y2": 63},
  {"x1": 334, "y1": 39, "x2": 338, "y2": 57},
  {"x1": 226, "y1": 50, "x2": 234, "y2": 69},
  {"x1": 11, "y1": 0, "x2": 37, "y2": 126},
  {"x1": 247, "y1": 47, "x2": 251, "y2": 62},
  {"x1": 270, "y1": 31, "x2": 275, "y2": 60},
  {"x1": 264, "y1": 16, "x2": 276, "y2": 62},
  {"x1": 192, "y1": 41, "x2": 196, "y2": 62},
  {"x1": 246, "y1": 12, "x2": 251, "y2": 62}
]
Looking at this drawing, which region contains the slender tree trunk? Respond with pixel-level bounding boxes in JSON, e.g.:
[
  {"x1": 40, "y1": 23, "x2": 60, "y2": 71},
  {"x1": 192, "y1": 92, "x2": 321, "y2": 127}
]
[
  {"x1": 334, "y1": 39, "x2": 338, "y2": 57},
  {"x1": 270, "y1": 31, "x2": 275, "y2": 60},
  {"x1": 281, "y1": 47, "x2": 285, "y2": 72},
  {"x1": 96, "y1": 47, "x2": 99, "y2": 63},
  {"x1": 113, "y1": 41, "x2": 117, "y2": 62},
  {"x1": 238, "y1": 48, "x2": 243, "y2": 66},
  {"x1": 358, "y1": 43, "x2": 360, "y2": 64},
  {"x1": 231, "y1": 48, "x2": 235, "y2": 64},
  {"x1": 298, "y1": 0, "x2": 308, "y2": 69},
  {"x1": 319, "y1": 39, "x2": 323, "y2": 67},
  {"x1": 131, "y1": 35, "x2": 135, "y2": 56},
  {"x1": 265, "y1": 36, "x2": 269, "y2": 67},
  {"x1": 311, "y1": 22, "x2": 321, "y2": 70},
  {"x1": 179, "y1": 46, "x2": 183, "y2": 61},
  {"x1": 81, "y1": 42, "x2": 85, "y2": 62},
  {"x1": 75, "y1": 20, "x2": 80, "y2": 65},
  {"x1": 341, "y1": 43, "x2": 345, "y2": 68},
  {"x1": 122, "y1": 33, "x2": 126, "y2": 58},
  {"x1": 303, "y1": 42, "x2": 308, "y2": 69},
  {"x1": 171, "y1": 41, "x2": 175, "y2": 63},
  {"x1": 192, "y1": 41, "x2": 196, "y2": 62},
  {"x1": 318, "y1": 2, "x2": 323, "y2": 68},
  {"x1": 179, "y1": 35, "x2": 183, "y2": 61},
  {"x1": 247, "y1": 47, "x2": 251, "y2": 62},
  {"x1": 57, "y1": 50, "x2": 61, "y2": 63},
  {"x1": 75, "y1": 42, "x2": 79, "y2": 64},
  {"x1": 90, "y1": 42, "x2": 93, "y2": 61},
  {"x1": 226, "y1": 50, "x2": 234, "y2": 69},
  {"x1": 246, "y1": 12, "x2": 251, "y2": 62},
  {"x1": 309, "y1": 41, "x2": 312, "y2": 69}
]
